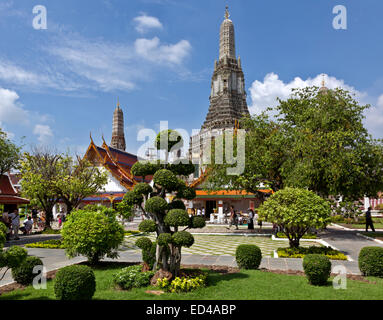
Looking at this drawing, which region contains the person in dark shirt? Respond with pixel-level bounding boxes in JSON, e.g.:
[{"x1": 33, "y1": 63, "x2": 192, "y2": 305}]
[{"x1": 365, "y1": 207, "x2": 375, "y2": 232}]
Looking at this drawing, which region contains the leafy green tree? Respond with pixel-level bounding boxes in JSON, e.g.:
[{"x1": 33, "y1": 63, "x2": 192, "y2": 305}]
[
  {"x1": 119, "y1": 130, "x2": 203, "y2": 277},
  {"x1": 207, "y1": 86, "x2": 383, "y2": 201},
  {"x1": 258, "y1": 187, "x2": 331, "y2": 248},
  {"x1": 55, "y1": 156, "x2": 108, "y2": 214},
  {"x1": 276, "y1": 86, "x2": 383, "y2": 199},
  {"x1": 19, "y1": 148, "x2": 62, "y2": 228},
  {"x1": 0, "y1": 128, "x2": 21, "y2": 175},
  {"x1": 206, "y1": 113, "x2": 287, "y2": 199},
  {"x1": 61, "y1": 205, "x2": 125, "y2": 264}
]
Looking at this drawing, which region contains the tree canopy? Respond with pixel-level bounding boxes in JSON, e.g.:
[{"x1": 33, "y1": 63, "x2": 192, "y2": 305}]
[
  {"x1": 207, "y1": 86, "x2": 383, "y2": 200},
  {"x1": 0, "y1": 128, "x2": 21, "y2": 175}
]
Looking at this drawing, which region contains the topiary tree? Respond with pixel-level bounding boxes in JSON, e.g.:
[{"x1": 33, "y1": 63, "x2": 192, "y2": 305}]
[
  {"x1": 303, "y1": 254, "x2": 331, "y2": 286},
  {"x1": 358, "y1": 246, "x2": 383, "y2": 277},
  {"x1": 235, "y1": 244, "x2": 262, "y2": 269},
  {"x1": 12, "y1": 256, "x2": 43, "y2": 285},
  {"x1": 118, "y1": 130, "x2": 205, "y2": 277},
  {"x1": 54, "y1": 265, "x2": 96, "y2": 300},
  {"x1": 258, "y1": 187, "x2": 331, "y2": 248},
  {"x1": 61, "y1": 205, "x2": 125, "y2": 264},
  {"x1": 0, "y1": 246, "x2": 28, "y2": 280}
]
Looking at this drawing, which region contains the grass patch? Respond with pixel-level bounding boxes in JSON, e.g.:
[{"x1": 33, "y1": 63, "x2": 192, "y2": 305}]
[
  {"x1": 124, "y1": 230, "x2": 143, "y2": 236},
  {"x1": 1, "y1": 262, "x2": 383, "y2": 300},
  {"x1": 360, "y1": 232, "x2": 383, "y2": 240},
  {"x1": 277, "y1": 246, "x2": 347, "y2": 260}
]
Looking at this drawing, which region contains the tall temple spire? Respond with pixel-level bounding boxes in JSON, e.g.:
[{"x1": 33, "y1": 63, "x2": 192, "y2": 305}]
[
  {"x1": 201, "y1": 6, "x2": 249, "y2": 131},
  {"x1": 110, "y1": 100, "x2": 126, "y2": 151},
  {"x1": 219, "y1": 5, "x2": 236, "y2": 60}
]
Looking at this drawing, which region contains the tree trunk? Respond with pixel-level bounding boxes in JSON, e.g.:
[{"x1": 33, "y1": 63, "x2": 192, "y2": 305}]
[
  {"x1": 289, "y1": 238, "x2": 300, "y2": 248},
  {"x1": 169, "y1": 245, "x2": 181, "y2": 277},
  {"x1": 44, "y1": 209, "x2": 53, "y2": 229}
]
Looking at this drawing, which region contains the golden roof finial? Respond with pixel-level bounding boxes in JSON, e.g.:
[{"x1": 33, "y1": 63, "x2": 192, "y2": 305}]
[
  {"x1": 225, "y1": 5, "x2": 230, "y2": 19},
  {"x1": 117, "y1": 97, "x2": 120, "y2": 108}
]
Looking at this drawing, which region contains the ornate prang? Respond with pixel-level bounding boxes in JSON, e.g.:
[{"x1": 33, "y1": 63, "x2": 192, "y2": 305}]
[{"x1": 110, "y1": 100, "x2": 126, "y2": 151}]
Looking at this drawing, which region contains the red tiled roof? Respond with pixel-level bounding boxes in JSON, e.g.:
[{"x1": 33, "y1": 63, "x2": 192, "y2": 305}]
[
  {"x1": 0, "y1": 195, "x2": 30, "y2": 204},
  {"x1": 0, "y1": 175, "x2": 17, "y2": 195}
]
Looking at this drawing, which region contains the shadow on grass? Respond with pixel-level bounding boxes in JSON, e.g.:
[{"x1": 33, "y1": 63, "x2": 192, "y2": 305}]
[{"x1": 206, "y1": 270, "x2": 249, "y2": 287}]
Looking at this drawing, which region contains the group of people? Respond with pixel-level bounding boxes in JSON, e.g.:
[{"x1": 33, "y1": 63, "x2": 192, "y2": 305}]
[
  {"x1": 227, "y1": 206, "x2": 262, "y2": 230},
  {"x1": 0, "y1": 208, "x2": 48, "y2": 240}
]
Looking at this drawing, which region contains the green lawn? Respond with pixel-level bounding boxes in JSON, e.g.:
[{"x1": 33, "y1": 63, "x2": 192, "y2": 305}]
[
  {"x1": 1, "y1": 263, "x2": 383, "y2": 300},
  {"x1": 360, "y1": 232, "x2": 383, "y2": 240}
]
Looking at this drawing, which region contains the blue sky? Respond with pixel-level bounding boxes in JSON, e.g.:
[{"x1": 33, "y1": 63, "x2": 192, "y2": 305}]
[{"x1": 0, "y1": 0, "x2": 382, "y2": 156}]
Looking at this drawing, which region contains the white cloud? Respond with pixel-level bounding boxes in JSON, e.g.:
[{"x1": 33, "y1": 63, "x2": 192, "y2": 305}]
[
  {"x1": 134, "y1": 37, "x2": 191, "y2": 65},
  {"x1": 248, "y1": 73, "x2": 366, "y2": 115},
  {"x1": 364, "y1": 94, "x2": 383, "y2": 138},
  {"x1": 0, "y1": 87, "x2": 28, "y2": 124},
  {"x1": 133, "y1": 13, "x2": 163, "y2": 34},
  {"x1": 33, "y1": 124, "x2": 53, "y2": 144}
]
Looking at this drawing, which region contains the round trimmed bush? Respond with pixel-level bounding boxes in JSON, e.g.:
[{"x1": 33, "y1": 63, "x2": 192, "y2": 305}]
[
  {"x1": 122, "y1": 190, "x2": 143, "y2": 205},
  {"x1": 4, "y1": 246, "x2": 28, "y2": 268},
  {"x1": 172, "y1": 231, "x2": 194, "y2": 247},
  {"x1": 131, "y1": 161, "x2": 160, "y2": 178},
  {"x1": 157, "y1": 233, "x2": 172, "y2": 246},
  {"x1": 303, "y1": 254, "x2": 331, "y2": 285},
  {"x1": 164, "y1": 209, "x2": 190, "y2": 227},
  {"x1": 190, "y1": 216, "x2": 206, "y2": 229},
  {"x1": 138, "y1": 219, "x2": 157, "y2": 233},
  {"x1": 358, "y1": 246, "x2": 383, "y2": 277},
  {"x1": 168, "y1": 200, "x2": 186, "y2": 210},
  {"x1": 133, "y1": 183, "x2": 153, "y2": 196},
  {"x1": 176, "y1": 185, "x2": 196, "y2": 200},
  {"x1": 145, "y1": 196, "x2": 168, "y2": 214},
  {"x1": 135, "y1": 237, "x2": 153, "y2": 251},
  {"x1": 12, "y1": 256, "x2": 43, "y2": 285},
  {"x1": 54, "y1": 265, "x2": 96, "y2": 300},
  {"x1": 153, "y1": 169, "x2": 179, "y2": 191},
  {"x1": 235, "y1": 244, "x2": 262, "y2": 270}
]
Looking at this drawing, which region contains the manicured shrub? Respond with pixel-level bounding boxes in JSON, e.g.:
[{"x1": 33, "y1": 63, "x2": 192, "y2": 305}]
[
  {"x1": 145, "y1": 196, "x2": 168, "y2": 214},
  {"x1": 133, "y1": 183, "x2": 153, "y2": 196},
  {"x1": 164, "y1": 209, "x2": 190, "y2": 227},
  {"x1": 61, "y1": 208, "x2": 125, "y2": 264},
  {"x1": 4, "y1": 246, "x2": 28, "y2": 269},
  {"x1": 136, "y1": 237, "x2": 156, "y2": 269},
  {"x1": 25, "y1": 239, "x2": 65, "y2": 249},
  {"x1": 113, "y1": 265, "x2": 155, "y2": 290},
  {"x1": 167, "y1": 200, "x2": 186, "y2": 210},
  {"x1": 176, "y1": 185, "x2": 196, "y2": 200},
  {"x1": 122, "y1": 190, "x2": 143, "y2": 205},
  {"x1": 303, "y1": 254, "x2": 331, "y2": 285},
  {"x1": 277, "y1": 246, "x2": 347, "y2": 260},
  {"x1": 153, "y1": 169, "x2": 179, "y2": 191},
  {"x1": 138, "y1": 219, "x2": 157, "y2": 233},
  {"x1": 235, "y1": 244, "x2": 262, "y2": 270},
  {"x1": 190, "y1": 216, "x2": 206, "y2": 229},
  {"x1": 12, "y1": 256, "x2": 43, "y2": 285},
  {"x1": 172, "y1": 231, "x2": 194, "y2": 247},
  {"x1": 54, "y1": 265, "x2": 96, "y2": 300},
  {"x1": 358, "y1": 246, "x2": 383, "y2": 277},
  {"x1": 157, "y1": 233, "x2": 173, "y2": 246}
]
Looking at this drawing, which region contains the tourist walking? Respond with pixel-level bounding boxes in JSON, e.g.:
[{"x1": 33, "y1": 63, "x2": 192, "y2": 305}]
[
  {"x1": 365, "y1": 207, "x2": 375, "y2": 232},
  {"x1": 31, "y1": 208, "x2": 38, "y2": 229},
  {"x1": 227, "y1": 205, "x2": 238, "y2": 230},
  {"x1": 248, "y1": 208, "x2": 254, "y2": 230},
  {"x1": 9, "y1": 209, "x2": 20, "y2": 240}
]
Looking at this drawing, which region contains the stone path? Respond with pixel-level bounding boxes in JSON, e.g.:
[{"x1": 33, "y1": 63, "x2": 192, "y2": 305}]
[{"x1": 122, "y1": 233, "x2": 320, "y2": 257}]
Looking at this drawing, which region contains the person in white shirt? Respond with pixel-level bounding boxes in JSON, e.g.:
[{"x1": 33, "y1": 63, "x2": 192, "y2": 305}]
[
  {"x1": 197, "y1": 208, "x2": 202, "y2": 216},
  {"x1": 9, "y1": 209, "x2": 20, "y2": 240},
  {"x1": 24, "y1": 216, "x2": 33, "y2": 235},
  {"x1": 201, "y1": 208, "x2": 205, "y2": 217}
]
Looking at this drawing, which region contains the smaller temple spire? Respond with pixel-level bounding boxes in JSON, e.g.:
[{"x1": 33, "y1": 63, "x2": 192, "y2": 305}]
[{"x1": 319, "y1": 74, "x2": 329, "y2": 95}]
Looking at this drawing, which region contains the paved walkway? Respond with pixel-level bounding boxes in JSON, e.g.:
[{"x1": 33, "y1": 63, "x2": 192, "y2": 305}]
[{"x1": 320, "y1": 226, "x2": 383, "y2": 261}]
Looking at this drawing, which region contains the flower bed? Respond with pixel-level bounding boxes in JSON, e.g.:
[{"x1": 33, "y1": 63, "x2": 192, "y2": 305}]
[
  {"x1": 277, "y1": 246, "x2": 347, "y2": 260},
  {"x1": 157, "y1": 269, "x2": 208, "y2": 293},
  {"x1": 25, "y1": 239, "x2": 65, "y2": 249}
]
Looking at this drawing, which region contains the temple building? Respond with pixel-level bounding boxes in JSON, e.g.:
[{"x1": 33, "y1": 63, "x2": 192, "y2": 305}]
[
  {"x1": 187, "y1": 7, "x2": 271, "y2": 221},
  {"x1": 189, "y1": 6, "x2": 250, "y2": 169},
  {"x1": 0, "y1": 173, "x2": 29, "y2": 213}
]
